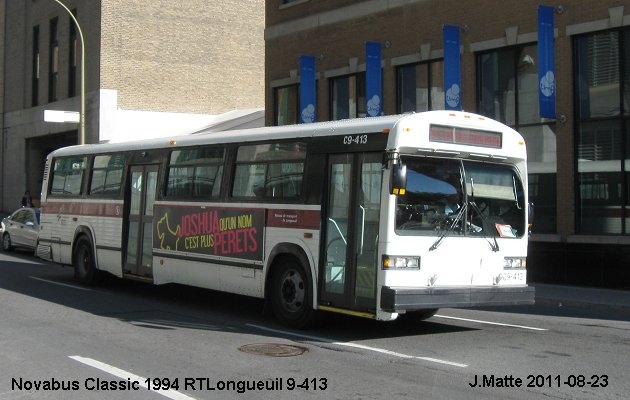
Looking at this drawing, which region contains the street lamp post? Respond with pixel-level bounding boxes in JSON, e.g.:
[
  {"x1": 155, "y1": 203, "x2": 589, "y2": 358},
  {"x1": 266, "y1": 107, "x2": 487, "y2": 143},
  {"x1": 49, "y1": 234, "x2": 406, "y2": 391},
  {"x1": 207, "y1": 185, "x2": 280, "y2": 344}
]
[{"x1": 52, "y1": 0, "x2": 85, "y2": 145}]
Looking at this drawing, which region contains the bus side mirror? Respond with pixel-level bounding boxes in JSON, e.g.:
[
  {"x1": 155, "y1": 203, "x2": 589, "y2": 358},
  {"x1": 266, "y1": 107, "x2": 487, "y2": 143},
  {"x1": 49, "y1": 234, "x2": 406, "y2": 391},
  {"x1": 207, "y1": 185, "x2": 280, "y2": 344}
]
[
  {"x1": 390, "y1": 163, "x2": 407, "y2": 195},
  {"x1": 528, "y1": 202, "x2": 534, "y2": 235}
]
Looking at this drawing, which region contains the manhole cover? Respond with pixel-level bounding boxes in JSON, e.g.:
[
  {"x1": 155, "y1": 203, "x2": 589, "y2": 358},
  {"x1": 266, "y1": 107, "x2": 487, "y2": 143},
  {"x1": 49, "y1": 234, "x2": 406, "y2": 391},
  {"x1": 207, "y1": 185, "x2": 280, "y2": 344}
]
[{"x1": 238, "y1": 343, "x2": 308, "y2": 357}]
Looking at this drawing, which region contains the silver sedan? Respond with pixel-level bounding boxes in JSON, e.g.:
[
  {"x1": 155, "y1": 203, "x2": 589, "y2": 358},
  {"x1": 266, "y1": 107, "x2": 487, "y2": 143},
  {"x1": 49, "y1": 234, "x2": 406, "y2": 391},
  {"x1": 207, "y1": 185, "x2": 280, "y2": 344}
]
[{"x1": 1, "y1": 208, "x2": 40, "y2": 253}]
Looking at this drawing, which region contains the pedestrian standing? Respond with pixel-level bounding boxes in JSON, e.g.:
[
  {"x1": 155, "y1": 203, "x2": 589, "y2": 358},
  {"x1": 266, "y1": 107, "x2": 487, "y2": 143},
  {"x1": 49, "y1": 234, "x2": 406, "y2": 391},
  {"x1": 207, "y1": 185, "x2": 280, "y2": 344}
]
[{"x1": 21, "y1": 190, "x2": 33, "y2": 207}]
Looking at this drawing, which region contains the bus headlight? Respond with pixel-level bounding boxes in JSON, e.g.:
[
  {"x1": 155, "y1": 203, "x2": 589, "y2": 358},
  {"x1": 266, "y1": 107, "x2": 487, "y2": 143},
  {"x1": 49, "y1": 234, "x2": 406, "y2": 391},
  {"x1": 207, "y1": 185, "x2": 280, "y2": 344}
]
[
  {"x1": 503, "y1": 257, "x2": 526, "y2": 269},
  {"x1": 382, "y1": 255, "x2": 420, "y2": 269}
]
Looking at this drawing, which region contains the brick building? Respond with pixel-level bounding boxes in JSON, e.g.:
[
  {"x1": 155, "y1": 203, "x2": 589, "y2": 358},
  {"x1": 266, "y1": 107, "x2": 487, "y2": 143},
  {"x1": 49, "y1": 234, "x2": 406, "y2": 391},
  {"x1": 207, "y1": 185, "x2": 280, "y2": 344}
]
[
  {"x1": 265, "y1": 0, "x2": 630, "y2": 287},
  {"x1": 0, "y1": 0, "x2": 264, "y2": 211}
]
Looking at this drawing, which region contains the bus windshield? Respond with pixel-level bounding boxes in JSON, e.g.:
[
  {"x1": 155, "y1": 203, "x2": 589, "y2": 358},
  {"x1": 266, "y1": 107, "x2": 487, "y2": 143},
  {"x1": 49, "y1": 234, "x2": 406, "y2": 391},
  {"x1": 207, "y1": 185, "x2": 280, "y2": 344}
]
[{"x1": 395, "y1": 156, "x2": 526, "y2": 238}]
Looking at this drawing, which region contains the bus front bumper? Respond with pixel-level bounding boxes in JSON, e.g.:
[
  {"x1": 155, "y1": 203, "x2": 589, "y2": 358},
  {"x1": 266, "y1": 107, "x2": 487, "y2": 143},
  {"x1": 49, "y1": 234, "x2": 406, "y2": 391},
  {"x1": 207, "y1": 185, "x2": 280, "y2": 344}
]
[{"x1": 380, "y1": 285, "x2": 535, "y2": 312}]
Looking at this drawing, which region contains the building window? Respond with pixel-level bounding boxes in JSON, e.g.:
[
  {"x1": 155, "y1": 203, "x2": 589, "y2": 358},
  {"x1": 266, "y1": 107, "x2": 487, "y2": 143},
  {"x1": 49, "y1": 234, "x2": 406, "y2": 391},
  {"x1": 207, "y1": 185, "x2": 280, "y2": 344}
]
[
  {"x1": 574, "y1": 29, "x2": 630, "y2": 234},
  {"x1": 330, "y1": 73, "x2": 365, "y2": 120},
  {"x1": 396, "y1": 60, "x2": 444, "y2": 113},
  {"x1": 476, "y1": 44, "x2": 557, "y2": 233},
  {"x1": 274, "y1": 85, "x2": 299, "y2": 126},
  {"x1": 68, "y1": 10, "x2": 77, "y2": 97},
  {"x1": 49, "y1": 17, "x2": 59, "y2": 102},
  {"x1": 32, "y1": 25, "x2": 40, "y2": 107}
]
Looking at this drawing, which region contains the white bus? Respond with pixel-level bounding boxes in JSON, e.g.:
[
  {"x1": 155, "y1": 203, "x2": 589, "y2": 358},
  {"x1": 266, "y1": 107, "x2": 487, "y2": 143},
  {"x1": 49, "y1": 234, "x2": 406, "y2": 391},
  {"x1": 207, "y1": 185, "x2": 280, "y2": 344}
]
[{"x1": 37, "y1": 111, "x2": 534, "y2": 327}]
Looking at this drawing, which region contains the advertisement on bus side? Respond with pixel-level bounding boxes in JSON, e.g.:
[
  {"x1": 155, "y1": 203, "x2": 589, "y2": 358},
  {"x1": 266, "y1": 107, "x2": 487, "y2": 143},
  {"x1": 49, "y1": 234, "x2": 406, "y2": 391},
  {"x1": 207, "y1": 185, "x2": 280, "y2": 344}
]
[{"x1": 154, "y1": 206, "x2": 264, "y2": 260}]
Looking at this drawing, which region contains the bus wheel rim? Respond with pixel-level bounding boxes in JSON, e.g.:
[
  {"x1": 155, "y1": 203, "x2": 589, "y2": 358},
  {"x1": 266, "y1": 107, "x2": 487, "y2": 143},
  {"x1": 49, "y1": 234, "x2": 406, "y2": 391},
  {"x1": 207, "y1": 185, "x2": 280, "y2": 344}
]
[{"x1": 280, "y1": 269, "x2": 305, "y2": 312}]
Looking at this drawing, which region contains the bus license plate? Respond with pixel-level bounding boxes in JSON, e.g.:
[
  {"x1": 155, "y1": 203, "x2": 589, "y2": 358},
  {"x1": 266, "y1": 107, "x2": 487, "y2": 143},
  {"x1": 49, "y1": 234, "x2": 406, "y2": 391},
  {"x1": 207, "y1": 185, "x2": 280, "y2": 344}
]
[{"x1": 501, "y1": 270, "x2": 525, "y2": 283}]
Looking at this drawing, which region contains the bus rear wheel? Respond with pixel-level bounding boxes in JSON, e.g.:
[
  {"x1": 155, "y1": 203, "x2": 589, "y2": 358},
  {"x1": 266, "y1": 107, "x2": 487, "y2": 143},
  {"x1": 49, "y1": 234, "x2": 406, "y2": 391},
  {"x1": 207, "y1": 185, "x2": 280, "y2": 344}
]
[
  {"x1": 74, "y1": 236, "x2": 101, "y2": 285},
  {"x1": 270, "y1": 259, "x2": 315, "y2": 329}
]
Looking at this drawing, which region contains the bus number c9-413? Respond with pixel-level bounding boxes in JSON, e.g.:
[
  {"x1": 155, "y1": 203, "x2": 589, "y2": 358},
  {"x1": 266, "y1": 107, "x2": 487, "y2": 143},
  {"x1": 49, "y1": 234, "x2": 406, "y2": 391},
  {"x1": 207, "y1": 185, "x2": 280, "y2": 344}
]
[{"x1": 343, "y1": 134, "x2": 368, "y2": 145}]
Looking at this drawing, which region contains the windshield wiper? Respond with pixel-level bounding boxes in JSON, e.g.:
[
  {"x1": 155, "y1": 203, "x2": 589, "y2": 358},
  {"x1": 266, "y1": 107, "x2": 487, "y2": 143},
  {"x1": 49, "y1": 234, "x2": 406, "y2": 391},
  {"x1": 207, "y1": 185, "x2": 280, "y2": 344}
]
[
  {"x1": 429, "y1": 202, "x2": 467, "y2": 251},
  {"x1": 468, "y1": 177, "x2": 499, "y2": 252},
  {"x1": 430, "y1": 177, "x2": 500, "y2": 252},
  {"x1": 468, "y1": 201, "x2": 500, "y2": 252},
  {"x1": 512, "y1": 176, "x2": 522, "y2": 210}
]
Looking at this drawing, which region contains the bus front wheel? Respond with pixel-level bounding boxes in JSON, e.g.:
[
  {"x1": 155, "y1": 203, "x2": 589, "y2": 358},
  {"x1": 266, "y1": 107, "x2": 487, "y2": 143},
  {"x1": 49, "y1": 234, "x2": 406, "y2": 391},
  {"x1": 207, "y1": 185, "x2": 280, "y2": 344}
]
[
  {"x1": 74, "y1": 236, "x2": 100, "y2": 285},
  {"x1": 270, "y1": 258, "x2": 316, "y2": 329}
]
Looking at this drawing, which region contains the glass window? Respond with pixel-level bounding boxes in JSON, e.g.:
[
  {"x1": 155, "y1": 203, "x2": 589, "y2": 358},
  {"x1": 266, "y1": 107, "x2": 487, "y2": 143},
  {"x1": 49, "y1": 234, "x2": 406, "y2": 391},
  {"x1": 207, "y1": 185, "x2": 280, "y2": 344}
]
[
  {"x1": 477, "y1": 44, "x2": 557, "y2": 233},
  {"x1": 396, "y1": 157, "x2": 526, "y2": 238},
  {"x1": 521, "y1": 125, "x2": 557, "y2": 232},
  {"x1": 232, "y1": 142, "x2": 306, "y2": 199},
  {"x1": 49, "y1": 18, "x2": 58, "y2": 102},
  {"x1": 236, "y1": 142, "x2": 306, "y2": 162},
  {"x1": 397, "y1": 60, "x2": 444, "y2": 113},
  {"x1": 32, "y1": 25, "x2": 39, "y2": 107},
  {"x1": 12, "y1": 210, "x2": 28, "y2": 224},
  {"x1": 575, "y1": 31, "x2": 621, "y2": 119},
  {"x1": 90, "y1": 154, "x2": 126, "y2": 196},
  {"x1": 330, "y1": 73, "x2": 365, "y2": 120},
  {"x1": 50, "y1": 156, "x2": 86, "y2": 196},
  {"x1": 167, "y1": 147, "x2": 224, "y2": 198},
  {"x1": 477, "y1": 45, "x2": 541, "y2": 125},
  {"x1": 574, "y1": 29, "x2": 630, "y2": 234},
  {"x1": 274, "y1": 85, "x2": 299, "y2": 126}
]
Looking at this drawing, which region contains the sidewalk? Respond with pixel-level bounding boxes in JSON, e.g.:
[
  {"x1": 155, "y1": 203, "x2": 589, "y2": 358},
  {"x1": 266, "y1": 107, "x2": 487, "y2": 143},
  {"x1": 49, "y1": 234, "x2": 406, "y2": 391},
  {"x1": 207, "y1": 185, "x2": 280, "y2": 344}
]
[{"x1": 532, "y1": 283, "x2": 630, "y2": 313}]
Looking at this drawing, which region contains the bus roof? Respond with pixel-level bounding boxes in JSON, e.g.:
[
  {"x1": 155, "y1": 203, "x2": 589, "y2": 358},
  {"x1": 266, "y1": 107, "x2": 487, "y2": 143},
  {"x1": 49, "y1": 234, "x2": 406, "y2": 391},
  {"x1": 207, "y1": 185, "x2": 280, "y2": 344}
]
[{"x1": 47, "y1": 111, "x2": 523, "y2": 158}]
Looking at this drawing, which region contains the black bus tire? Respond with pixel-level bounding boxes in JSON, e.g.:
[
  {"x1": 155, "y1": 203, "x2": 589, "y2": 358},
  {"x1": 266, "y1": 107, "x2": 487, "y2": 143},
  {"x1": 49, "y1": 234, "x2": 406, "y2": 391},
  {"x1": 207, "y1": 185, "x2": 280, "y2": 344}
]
[
  {"x1": 73, "y1": 236, "x2": 100, "y2": 285},
  {"x1": 269, "y1": 258, "x2": 316, "y2": 329}
]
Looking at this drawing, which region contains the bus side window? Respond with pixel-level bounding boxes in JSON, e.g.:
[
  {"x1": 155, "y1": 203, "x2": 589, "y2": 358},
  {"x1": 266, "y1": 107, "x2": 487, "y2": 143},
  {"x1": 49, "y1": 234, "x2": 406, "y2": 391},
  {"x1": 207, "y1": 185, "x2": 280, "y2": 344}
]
[
  {"x1": 50, "y1": 156, "x2": 87, "y2": 196},
  {"x1": 166, "y1": 147, "x2": 224, "y2": 199},
  {"x1": 89, "y1": 153, "x2": 126, "y2": 196},
  {"x1": 233, "y1": 142, "x2": 306, "y2": 200}
]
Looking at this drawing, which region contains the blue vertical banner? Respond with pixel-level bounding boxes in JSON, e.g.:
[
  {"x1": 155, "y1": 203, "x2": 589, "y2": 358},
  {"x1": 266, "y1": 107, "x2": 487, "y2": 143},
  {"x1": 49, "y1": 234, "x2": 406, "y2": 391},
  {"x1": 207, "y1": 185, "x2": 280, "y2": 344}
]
[
  {"x1": 365, "y1": 41, "x2": 382, "y2": 117},
  {"x1": 538, "y1": 5, "x2": 556, "y2": 119},
  {"x1": 443, "y1": 24, "x2": 462, "y2": 110},
  {"x1": 299, "y1": 55, "x2": 316, "y2": 123}
]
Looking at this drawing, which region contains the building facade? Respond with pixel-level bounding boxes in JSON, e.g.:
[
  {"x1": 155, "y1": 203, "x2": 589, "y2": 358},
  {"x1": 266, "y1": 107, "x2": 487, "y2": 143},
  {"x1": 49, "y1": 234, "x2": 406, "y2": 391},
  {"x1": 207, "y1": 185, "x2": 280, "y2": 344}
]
[
  {"x1": 1, "y1": 0, "x2": 264, "y2": 211},
  {"x1": 265, "y1": 0, "x2": 630, "y2": 287}
]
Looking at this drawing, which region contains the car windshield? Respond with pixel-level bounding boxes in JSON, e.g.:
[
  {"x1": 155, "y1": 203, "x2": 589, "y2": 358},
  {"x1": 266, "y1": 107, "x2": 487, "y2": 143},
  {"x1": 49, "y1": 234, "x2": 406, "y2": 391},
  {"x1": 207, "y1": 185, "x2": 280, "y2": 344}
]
[{"x1": 395, "y1": 156, "x2": 526, "y2": 239}]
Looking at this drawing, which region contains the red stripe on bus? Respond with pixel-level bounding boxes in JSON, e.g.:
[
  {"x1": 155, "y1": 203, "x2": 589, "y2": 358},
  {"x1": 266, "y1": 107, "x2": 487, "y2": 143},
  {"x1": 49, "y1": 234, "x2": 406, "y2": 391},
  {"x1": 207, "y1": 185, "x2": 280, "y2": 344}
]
[
  {"x1": 41, "y1": 201, "x2": 321, "y2": 229},
  {"x1": 40, "y1": 201, "x2": 123, "y2": 217}
]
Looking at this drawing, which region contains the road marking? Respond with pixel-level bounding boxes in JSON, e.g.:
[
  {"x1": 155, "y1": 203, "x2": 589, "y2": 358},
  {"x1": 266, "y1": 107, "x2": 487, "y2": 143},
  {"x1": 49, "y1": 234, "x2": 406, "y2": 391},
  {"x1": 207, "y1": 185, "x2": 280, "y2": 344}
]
[
  {"x1": 246, "y1": 323, "x2": 468, "y2": 368},
  {"x1": 69, "y1": 356, "x2": 196, "y2": 400},
  {"x1": 434, "y1": 314, "x2": 548, "y2": 331},
  {"x1": 29, "y1": 276, "x2": 92, "y2": 291}
]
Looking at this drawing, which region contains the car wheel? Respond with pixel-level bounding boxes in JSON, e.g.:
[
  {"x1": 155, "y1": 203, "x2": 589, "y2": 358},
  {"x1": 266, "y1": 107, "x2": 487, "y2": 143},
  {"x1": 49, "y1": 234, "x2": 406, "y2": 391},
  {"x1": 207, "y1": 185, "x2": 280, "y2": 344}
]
[{"x1": 2, "y1": 232, "x2": 14, "y2": 252}]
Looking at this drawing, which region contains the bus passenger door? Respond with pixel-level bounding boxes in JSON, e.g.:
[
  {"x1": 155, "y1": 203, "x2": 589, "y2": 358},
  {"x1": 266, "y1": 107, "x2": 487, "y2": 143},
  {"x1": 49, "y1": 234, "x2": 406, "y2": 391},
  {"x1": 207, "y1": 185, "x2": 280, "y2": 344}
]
[
  {"x1": 124, "y1": 165, "x2": 158, "y2": 278},
  {"x1": 320, "y1": 152, "x2": 382, "y2": 311}
]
